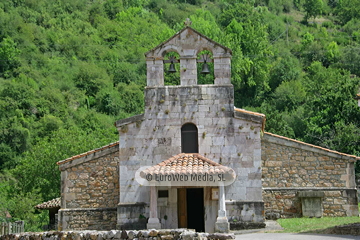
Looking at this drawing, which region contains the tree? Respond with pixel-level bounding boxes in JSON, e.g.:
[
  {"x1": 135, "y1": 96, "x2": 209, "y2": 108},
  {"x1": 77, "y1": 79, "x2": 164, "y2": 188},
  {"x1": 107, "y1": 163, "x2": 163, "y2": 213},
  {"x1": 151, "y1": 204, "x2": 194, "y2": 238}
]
[
  {"x1": 0, "y1": 37, "x2": 20, "y2": 77},
  {"x1": 303, "y1": 0, "x2": 323, "y2": 22},
  {"x1": 334, "y1": 0, "x2": 360, "y2": 25},
  {"x1": 220, "y1": 3, "x2": 273, "y2": 107},
  {"x1": 302, "y1": 62, "x2": 360, "y2": 152},
  {"x1": 338, "y1": 44, "x2": 360, "y2": 76},
  {"x1": 11, "y1": 126, "x2": 117, "y2": 201}
]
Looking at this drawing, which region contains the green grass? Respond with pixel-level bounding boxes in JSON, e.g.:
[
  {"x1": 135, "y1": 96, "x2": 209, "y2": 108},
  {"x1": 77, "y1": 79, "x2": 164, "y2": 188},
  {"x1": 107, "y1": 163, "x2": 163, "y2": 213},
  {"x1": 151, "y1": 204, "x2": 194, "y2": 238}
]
[{"x1": 277, "y1": 216, "x2": 360, "y2": 233}]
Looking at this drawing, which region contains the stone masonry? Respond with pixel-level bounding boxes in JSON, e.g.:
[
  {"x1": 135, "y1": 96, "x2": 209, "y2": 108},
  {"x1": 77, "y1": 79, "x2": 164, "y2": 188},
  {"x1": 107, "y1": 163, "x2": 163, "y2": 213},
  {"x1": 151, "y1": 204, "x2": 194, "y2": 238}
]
[
  {"x1": 56, "y1": 26, "x2": 359, "y2": 232},
  {"x1": 262, "y1": 132, "x2": 359, "y2": 219},
  {"x1": 0, "y1": 230, "x2": 236, "y2": 240},
  {"x1": 57, "y1": 143, "x2": 120, "y2": 230},
  {"x1": 58, "y1": 208, "x2": 117, "y2": 230}
]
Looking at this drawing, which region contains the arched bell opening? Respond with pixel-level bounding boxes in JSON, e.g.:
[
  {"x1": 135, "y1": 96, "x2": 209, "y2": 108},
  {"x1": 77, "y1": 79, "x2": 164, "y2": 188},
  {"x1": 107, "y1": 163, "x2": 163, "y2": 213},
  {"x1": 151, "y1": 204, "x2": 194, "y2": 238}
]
[
  {"x1": 163, "y1": 51, "x2": 180, "y2": 86},
  {"x1": 197, "y1": 50, "x2": 214, "y2": 85}
]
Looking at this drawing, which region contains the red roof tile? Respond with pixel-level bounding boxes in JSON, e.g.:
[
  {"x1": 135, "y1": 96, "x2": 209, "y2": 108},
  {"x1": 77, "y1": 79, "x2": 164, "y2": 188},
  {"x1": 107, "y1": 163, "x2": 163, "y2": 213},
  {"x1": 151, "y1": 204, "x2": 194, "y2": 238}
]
[
  {"x1": 141, "y1": 153, "x2": 233, "y2": 176},
  {"x1": 35, "y1": 198, "x2": 60, "y2": 209}
]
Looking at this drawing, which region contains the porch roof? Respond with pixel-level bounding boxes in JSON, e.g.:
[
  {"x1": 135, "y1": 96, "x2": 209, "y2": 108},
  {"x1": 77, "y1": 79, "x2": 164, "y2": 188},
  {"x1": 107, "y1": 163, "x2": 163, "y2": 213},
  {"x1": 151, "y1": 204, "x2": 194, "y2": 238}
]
[
  {"x1": 141, "y1": 153, "x2": 233, "y2": 176},
  {"x1": 35, "y1": 197, "x2": 61, "y2": 210}
]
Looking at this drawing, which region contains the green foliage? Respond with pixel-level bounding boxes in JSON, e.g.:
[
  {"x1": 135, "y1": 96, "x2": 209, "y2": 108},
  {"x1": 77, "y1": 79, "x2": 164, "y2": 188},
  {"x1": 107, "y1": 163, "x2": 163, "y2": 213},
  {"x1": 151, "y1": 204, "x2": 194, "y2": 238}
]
[
  {"x1": 303, "y1": 0, "x2": 324, "y2": 21},
  {"x1": 269, "y1": 52, "x2": 302, "y2": 91},
  {"x1": 334, "y1": 0, "x2": 360, "y2": 25},
  {"x1": 220, "y1": 2, "x2": 273, "y2": 107},
  {"x1": 73, "y1": 62, "x2": 111, "y2": 97},
  {"x1": 0, "y1": 37, "x2": 20, "y2": 77},
  {"x1": 302, "y1": 62, "x2": 360, "y2": 151},
  {"x1": 338, "y1": 44, "x2": 360, "y2": 76},
  {"x1": 0, "y1": 172, "x2": 47, "y2": 231},
  {"x1": 323, "y1": 41, "x2": 340, "y2": 66},
  {"x1": 0, "y1": 0, "x2": 360, "y2": 230},
  {"x1": 11, "y1": 126, "x2": 117, "y2": 201}
]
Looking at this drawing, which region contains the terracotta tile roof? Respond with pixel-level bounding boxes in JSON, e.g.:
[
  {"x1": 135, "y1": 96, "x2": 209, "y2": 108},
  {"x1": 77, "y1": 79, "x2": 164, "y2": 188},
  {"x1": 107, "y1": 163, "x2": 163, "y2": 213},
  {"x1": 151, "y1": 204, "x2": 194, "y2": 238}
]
[
  {"x1": 35, "y1": 198, "x2": 60, "y2": 209},
  {"x1": 56, "y1": 141, "x2": 119, "y2": 166},
  {"x1": 141, "y1": 153, "x2": 233, "y2": 176},
  {"x1": 264, "y1": 132, "x2": 360, "y2": 160}
]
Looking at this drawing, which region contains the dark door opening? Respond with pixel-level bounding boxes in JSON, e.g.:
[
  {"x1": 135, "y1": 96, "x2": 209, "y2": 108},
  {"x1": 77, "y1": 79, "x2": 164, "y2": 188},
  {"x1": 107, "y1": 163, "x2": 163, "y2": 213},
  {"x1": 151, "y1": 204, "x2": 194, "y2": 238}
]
[
  {"x1": 186, "y1": 188, "x2": 205, "y2": 232},
  {"x1": 178, "y1": 188, "x2": 205, "y2": 232}
]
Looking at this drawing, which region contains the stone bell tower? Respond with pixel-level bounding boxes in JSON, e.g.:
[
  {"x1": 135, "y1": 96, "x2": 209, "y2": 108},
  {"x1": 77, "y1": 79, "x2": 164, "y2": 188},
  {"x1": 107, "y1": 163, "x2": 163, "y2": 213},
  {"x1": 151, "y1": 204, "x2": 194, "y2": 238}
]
[
  {"x1": 144, "y1": 26, "x2": 232, "y2": 87},
  {"x1": 117, "y1": 25, "x2": 265, "y2": 233}
]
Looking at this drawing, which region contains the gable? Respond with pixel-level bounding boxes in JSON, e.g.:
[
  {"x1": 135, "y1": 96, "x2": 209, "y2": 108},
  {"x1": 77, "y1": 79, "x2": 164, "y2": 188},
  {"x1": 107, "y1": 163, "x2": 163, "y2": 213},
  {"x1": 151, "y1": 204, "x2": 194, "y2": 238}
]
[{"x1": 145, "y1": 26, "x2": 232, "y2": 59}]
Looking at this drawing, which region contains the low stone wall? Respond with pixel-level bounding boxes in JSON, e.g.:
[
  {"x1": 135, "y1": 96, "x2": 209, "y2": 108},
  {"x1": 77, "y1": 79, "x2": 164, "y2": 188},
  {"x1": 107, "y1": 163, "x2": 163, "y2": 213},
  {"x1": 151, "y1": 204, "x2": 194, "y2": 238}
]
[
  {"x1": 0, "y1": 229, "x2": 235, "y2": 240},
  {"x1": 58, "y1": 208, "x2": 117, "y2": 231},
  {"x1": 263, "y1": 188, "x2": 358, "y2": 219}
]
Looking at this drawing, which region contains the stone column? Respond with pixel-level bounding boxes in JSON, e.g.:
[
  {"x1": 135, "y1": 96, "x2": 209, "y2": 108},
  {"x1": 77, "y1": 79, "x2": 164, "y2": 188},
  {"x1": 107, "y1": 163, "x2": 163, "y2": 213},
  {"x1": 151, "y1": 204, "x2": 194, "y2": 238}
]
[
  {"x1": 147, "y1": 186, "x2": 161, "y2": 229},
  {"x1": 146, "y1": 58, "x2": 164, "y2": 87},
  {"x1": 214, "y1": 56, "x2": 231, "y2": 85},
  {"x1": 180, "y1": 57, "x2": 197, "y2": 86},
  {"x1": 215, "y1": 186, "x2": 229, "y2": 232}
]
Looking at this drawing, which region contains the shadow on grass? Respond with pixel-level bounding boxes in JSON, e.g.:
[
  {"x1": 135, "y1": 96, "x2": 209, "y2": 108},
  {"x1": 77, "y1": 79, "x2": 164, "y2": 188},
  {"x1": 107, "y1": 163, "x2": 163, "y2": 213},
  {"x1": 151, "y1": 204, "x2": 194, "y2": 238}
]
[{"x1": 294, "y1": 222, "x2": 360, "y2": 236}]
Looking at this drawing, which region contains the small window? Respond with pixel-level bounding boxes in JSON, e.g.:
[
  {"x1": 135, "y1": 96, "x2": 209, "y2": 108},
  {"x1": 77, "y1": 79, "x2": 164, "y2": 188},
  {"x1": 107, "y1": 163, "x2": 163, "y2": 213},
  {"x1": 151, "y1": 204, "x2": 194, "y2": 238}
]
[
  {"x1": 158, "y1": 190, "x2": 169, "y2": 198},
  {"x1": 181, "y1": 123, "x2": 198, "y2": 153}
]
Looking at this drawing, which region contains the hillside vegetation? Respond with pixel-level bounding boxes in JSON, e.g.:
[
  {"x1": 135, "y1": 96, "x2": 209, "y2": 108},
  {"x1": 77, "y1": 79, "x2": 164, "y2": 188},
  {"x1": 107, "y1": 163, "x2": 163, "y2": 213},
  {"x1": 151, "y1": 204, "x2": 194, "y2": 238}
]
[{"x1": 0, "y1": 0, "x2": 359, "y2": 230}]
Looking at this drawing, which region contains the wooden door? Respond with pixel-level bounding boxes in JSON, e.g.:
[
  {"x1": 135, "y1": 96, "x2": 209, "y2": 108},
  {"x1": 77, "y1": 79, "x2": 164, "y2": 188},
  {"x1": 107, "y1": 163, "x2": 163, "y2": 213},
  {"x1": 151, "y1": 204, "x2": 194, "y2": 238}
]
[{"x1": 177, "y1": 188, "x2": 187, "y2": 228}]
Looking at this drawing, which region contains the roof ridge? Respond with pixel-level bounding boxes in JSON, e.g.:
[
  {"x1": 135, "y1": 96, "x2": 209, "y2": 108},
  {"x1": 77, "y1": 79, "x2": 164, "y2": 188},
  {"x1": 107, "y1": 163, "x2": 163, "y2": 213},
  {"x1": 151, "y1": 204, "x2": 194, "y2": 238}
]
[
  {"x1": 234, "y1": 107, "x2": 265, "y2": 117},
  {"x1": 57, "y1": 141, "x2": 119, "y2": 166},
  {"x1": 142, "y1": 153, "x2": 232, "y2": 176},
  {"x1": 145, "y1": 26, "x2": 232, "y2": 57}
]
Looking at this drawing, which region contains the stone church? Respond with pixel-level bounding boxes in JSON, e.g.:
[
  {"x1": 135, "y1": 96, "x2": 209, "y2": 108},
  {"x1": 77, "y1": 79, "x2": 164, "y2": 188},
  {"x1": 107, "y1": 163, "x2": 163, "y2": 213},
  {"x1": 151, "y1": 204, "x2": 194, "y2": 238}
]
[{"x1": 57, "y1": 27, "x2": 359, "y2": 233}]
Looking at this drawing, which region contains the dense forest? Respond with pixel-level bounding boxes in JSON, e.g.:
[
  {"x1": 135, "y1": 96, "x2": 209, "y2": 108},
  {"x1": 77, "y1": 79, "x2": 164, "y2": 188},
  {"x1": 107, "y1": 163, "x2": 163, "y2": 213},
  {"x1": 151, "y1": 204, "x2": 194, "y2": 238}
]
[{"x1": 0, "y1": 0, "x2": 359, "y2": 231}]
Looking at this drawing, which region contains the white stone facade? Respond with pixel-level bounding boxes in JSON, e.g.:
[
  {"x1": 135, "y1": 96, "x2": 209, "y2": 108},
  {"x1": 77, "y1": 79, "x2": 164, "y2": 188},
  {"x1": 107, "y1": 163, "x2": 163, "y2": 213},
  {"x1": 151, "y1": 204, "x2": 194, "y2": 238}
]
[{"x1": 115, "y1": 27, "x2": 265, "y2": 233}]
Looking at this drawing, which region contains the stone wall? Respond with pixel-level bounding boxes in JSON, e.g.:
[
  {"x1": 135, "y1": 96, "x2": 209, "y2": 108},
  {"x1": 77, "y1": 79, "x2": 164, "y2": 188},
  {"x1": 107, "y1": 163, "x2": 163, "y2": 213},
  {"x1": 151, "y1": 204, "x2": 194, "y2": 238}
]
[
  {"x1": 58, "y1": 208, "x2": 117, "y2": 231},
  {"x1": 59, "y1": 147, "x2": 119, "y2": 209},
  {"x1": 262, "y1": 189, "x2": 359, "y2": 218},
  {"x1": 58, "y1": 144, "x2": 120, "y2": 230},
  {"x1": 261, "y1": 133, "x2": 359, "y2": 218},
  {"x1": 0, "y1": 230, "x2": 235, "y2": 240}
]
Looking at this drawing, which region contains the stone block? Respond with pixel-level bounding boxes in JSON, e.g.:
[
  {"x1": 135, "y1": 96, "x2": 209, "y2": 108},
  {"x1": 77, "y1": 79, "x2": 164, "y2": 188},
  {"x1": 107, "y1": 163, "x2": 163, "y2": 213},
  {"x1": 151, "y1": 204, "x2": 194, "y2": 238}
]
[
  {"x1": 298, "y1": 191, "x2": 325, "y2": 198},
  {"x1": 179, "y1": 230, "x2": 196, "y2": 240}
]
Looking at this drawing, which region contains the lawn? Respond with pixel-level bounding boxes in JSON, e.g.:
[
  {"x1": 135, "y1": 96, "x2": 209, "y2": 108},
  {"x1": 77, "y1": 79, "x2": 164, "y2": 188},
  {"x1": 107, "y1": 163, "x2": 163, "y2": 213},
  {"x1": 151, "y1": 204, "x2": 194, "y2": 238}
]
[
  {"x1": 277, "y1": 216, "x2": 360, "y2": 233},
  {"x1": 276, "y1": 203, "x2": 360, "y2": 233}
]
